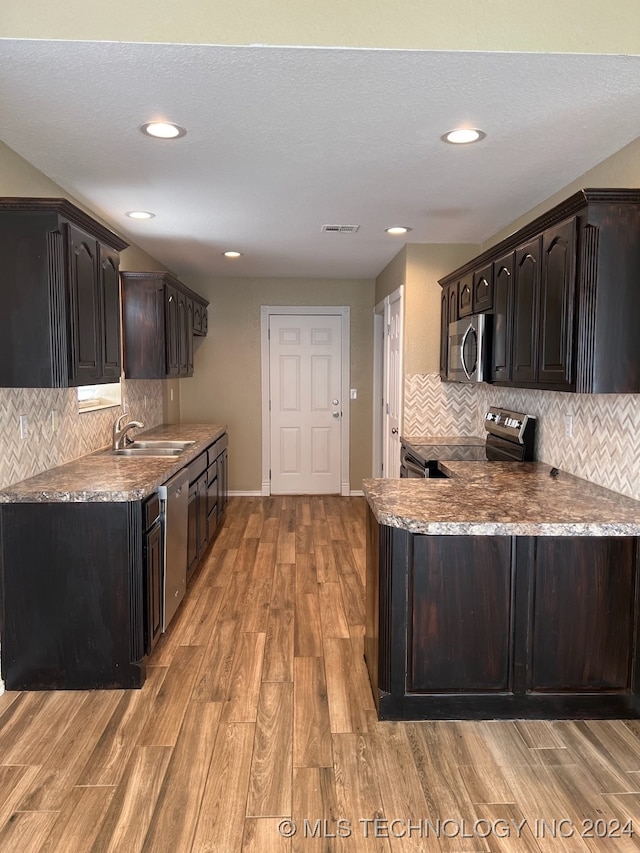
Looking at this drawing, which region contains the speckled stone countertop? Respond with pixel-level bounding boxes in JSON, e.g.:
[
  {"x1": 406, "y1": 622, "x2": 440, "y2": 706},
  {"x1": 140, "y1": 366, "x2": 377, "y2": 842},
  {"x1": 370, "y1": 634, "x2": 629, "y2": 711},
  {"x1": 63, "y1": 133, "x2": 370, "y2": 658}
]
[
  {"x1": 0, "y1": 424, "x2": 226, "y2": 503},
  {"x1": 363, "y1": 461, "x2": 640, "y2": 536}
]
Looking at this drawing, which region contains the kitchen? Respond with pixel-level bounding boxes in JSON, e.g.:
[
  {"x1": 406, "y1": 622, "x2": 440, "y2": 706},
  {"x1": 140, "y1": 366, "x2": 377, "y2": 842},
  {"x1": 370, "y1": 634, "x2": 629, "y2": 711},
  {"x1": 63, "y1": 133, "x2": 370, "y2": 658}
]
[{"x1": 2, "y1": 11, "x2": 640, "y2": 852}]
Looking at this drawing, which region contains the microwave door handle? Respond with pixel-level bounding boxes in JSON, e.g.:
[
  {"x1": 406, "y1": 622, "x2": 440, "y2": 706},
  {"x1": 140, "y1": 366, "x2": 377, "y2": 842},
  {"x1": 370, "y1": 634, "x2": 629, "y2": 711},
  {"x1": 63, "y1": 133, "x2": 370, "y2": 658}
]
[{"x1": 461, "y1": 324, "x2": 474, "y2": 379}]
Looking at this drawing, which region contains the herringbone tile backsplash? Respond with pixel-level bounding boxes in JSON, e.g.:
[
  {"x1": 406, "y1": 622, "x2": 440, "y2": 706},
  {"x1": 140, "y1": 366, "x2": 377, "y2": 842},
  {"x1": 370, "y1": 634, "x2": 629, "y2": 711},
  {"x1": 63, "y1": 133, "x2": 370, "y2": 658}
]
[
  {"x1": 405, "y1": 374, "x2": 640, "y2": 502},
  {"x1": 0, "y1": 380, "x2": 164, "y2": 490}
]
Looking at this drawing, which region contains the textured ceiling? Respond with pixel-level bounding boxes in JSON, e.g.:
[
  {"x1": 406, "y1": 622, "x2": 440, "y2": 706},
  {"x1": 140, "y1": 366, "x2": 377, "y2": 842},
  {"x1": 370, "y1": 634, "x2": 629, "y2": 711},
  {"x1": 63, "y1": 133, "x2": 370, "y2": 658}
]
[{"x1": 1, "y1": 40, "x2": 640, "y2": 279}]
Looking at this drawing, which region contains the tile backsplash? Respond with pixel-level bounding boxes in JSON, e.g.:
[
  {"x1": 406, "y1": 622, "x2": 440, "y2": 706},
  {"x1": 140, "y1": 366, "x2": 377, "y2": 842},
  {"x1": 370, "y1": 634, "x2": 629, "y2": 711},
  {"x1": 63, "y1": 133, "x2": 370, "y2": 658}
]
[
  {"x1": 0, "y1": 380, "x2": 164, "y2": 490},
  {"x1": 404, "y1": 373, "x2": 640, "y2": 502}
]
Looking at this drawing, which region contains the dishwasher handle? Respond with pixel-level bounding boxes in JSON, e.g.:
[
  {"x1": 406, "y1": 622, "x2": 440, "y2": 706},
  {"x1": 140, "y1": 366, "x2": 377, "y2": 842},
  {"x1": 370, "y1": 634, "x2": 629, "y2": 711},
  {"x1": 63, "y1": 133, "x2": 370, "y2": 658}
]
[{"x1": 158, "y1": 468, "x2": 190, "y2": 501}]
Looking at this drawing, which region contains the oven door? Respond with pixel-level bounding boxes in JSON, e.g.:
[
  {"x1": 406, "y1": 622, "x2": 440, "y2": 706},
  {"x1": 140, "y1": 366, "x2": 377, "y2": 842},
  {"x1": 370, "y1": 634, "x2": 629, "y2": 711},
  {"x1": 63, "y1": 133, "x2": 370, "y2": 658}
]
[{"x1": 400, "y1": 446, "x2": 427, "y2": 478}]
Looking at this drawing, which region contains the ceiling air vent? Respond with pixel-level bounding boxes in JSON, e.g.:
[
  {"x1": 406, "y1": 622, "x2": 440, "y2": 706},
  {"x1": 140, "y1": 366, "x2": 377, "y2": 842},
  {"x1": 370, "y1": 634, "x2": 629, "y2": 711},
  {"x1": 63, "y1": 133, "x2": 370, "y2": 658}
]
[{"x1": 321, "y1": 224, "x2": 360, "y2": 233}]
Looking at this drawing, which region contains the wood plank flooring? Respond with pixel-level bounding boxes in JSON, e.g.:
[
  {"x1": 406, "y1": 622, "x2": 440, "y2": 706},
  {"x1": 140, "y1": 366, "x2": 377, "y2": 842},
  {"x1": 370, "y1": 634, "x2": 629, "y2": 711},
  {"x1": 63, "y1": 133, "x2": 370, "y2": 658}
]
[{"x1": 2, "y1": 495, "x2": 640, "y2": 850}]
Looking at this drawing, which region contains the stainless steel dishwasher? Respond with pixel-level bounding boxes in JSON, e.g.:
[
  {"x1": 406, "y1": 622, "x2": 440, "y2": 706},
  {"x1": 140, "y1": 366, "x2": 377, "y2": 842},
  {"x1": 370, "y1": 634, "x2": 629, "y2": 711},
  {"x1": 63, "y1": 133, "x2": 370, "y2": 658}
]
[{"x1": 158, "y1": 468, "x2": 189, "y2": 630}]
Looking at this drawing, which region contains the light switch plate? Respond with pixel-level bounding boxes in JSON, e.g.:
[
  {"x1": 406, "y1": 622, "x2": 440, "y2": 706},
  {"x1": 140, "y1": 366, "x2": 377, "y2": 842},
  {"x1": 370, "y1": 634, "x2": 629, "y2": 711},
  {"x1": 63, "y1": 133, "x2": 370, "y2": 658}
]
[{"x1": 350, "y1": 388, "x2": 357, "y2": 400}]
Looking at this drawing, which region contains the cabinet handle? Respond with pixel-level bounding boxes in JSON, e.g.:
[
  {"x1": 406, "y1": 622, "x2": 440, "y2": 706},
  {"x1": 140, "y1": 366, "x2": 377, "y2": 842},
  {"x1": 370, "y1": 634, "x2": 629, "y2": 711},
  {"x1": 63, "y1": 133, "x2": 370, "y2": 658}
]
[{"x1": 168, "y1": 295, "x2": 173, "y2": 302}]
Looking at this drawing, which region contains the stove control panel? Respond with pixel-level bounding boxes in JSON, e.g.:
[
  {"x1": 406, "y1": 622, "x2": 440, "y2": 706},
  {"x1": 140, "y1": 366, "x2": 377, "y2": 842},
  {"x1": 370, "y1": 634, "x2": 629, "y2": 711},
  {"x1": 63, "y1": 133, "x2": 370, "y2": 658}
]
[{"x1": 485, "y1": 410, "x2": 523, "y2": 429}]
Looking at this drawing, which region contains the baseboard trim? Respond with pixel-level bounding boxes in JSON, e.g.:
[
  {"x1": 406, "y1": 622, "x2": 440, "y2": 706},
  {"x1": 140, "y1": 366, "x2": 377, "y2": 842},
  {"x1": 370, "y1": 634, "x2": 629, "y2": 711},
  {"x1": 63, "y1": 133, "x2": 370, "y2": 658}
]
[
  {"x1": 350, "y1": 490, "x2": 364, "y2": 497},
  {"x1": 228, "y1": 490, "x2": 263, "y2": 497}
]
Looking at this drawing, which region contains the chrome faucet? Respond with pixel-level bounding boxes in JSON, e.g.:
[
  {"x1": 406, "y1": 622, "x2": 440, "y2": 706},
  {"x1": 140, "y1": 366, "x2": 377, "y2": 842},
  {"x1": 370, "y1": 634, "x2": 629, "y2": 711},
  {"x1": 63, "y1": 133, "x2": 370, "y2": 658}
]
[{"x1": 112, "y1": 413, "x2": 144, "y2": 450}]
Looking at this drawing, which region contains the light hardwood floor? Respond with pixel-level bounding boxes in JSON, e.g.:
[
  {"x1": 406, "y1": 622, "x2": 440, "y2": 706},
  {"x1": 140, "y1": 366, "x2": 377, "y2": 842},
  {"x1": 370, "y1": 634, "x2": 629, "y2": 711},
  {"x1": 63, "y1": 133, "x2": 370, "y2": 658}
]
[{"x1": 2, "y1": 495, "x2": 640, "y2": 851}]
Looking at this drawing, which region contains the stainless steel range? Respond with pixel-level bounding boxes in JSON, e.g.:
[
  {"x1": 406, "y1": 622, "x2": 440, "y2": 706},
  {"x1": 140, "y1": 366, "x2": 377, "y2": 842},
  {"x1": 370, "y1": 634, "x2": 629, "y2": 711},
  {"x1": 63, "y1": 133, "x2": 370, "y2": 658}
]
[{"x1": 400, "y1": 407, "x2": 536, "y2": 478}]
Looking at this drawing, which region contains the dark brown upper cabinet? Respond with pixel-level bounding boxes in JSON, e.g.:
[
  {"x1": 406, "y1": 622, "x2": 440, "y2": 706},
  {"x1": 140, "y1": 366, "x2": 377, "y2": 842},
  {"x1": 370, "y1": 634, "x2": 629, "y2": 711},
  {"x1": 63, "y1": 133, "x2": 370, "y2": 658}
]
[
  {"x1": 472, "y1": 263, "x2": 493, "y2": 313},
  {"x1": 0, "y1": 198, "x2": 128, "y2": 388},
  {"x1": 512, "y1": 237, "x2": 541, "y2": 384},
  {"x1": 537, "y1": 217, "x2": 576, "y2": 388},
  {"x1": 439, "y1": 285, "x2": 449, "y2": 380},
  {"x1": 457, "y1": 274, "x2": 473, "y2": 317},
  {"x1": 121, "y1": 271, "x2": 208, "y2": 380},
  {"x1": 490, "y1": 251, "x2": 515, "y2": 383},
  {"x1": 440, "y1": 189, "x2": 640, "y2": 393}
]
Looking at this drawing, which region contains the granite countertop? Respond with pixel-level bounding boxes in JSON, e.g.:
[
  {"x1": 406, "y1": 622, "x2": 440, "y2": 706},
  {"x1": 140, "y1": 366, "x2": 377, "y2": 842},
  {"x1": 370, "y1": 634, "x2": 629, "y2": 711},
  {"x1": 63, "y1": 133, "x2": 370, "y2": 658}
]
[
  {"x1": 363, "y1": 461, "x2": 640, "y2": 536},
  {"x1": 0, "y1": 423, "x2": 227, "y2": 504}
]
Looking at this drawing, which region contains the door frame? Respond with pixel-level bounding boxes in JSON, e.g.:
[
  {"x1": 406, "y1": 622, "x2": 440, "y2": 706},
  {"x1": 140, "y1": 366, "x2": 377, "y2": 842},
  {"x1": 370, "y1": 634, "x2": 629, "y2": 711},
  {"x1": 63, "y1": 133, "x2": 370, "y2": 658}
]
[
  {"x1": 372, "y1": 301, "x2": 385, "y2": 477},
  {"x1": 260, "y1": 305, "x2": 351, "y2": 497},
  {"x1": 372, "y1": 285, "x2": 404, "y2": 478}
]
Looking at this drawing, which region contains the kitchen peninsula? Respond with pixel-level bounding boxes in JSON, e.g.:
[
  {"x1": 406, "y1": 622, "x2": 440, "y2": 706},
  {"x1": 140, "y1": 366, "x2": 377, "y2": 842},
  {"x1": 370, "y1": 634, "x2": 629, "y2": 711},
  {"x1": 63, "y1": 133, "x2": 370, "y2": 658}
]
[{"x1": 364, "y1": 462, "x2": 640, "y2": 720}]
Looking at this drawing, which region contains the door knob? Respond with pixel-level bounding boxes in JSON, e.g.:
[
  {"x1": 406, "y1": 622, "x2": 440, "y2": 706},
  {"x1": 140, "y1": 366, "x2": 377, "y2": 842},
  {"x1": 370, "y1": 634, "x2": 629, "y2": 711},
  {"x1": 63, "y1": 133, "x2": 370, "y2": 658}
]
[
  {"x1": 332, "y1": 411, "x2": 340, "y2": 418},
  {"x1": 332, "y1": 399, "x2": 339, "y2": 405},
  {"x1": 391, "y1": 427, "x2": 398, "y2": 434}
]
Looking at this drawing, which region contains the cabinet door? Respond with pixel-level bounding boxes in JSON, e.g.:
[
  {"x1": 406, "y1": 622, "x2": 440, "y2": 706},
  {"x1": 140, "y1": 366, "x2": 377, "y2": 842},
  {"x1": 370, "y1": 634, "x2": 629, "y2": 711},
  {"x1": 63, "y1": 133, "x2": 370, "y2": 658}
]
[
  {"x1": 197, "y1": 474, "x2": 208, "y2": 554},
  {"x1": 144, "y1": 519, "x2": 163, "y2": 654},
  {"x1": 473, "y1": 263, "x2": 493, "y2": 312},
  {"x1": 439, "y1": 286, "x2": 449, "y2": 379},
  {"x1": 193, "y1": 301, "x2": 202, "y2": 334},
  {"x1": 187, "y1": 481, "x2": 199, "y2": 575},
  {"x1": 165, "y1": 283, "x2": 180, "y2": 377},
  {"x1": 537, "y1": 218, "x2": 576, "y2": 388},
  {"x1": 218, "y1": 448, "x2": 228, "y2": 516},
  {"x1": 409, "y1": 535, "x2": 512, "y2": 692},
  {"x1": 67, "y1": 223, "x2": 100, "y2": 385},
  {"x1": 99, "y1": 246, "x2": 122, "y2": 380},
  {"x1": 530, "y1": 537, "x2": 636, "y2": 691},
  {"x1": 491, "y1": 252, "x2": 514, "y2": 382},
  {"x1": 185, "y1": 297, "x2": 194, "y2": 376},
  {"x1": 457, "y1": 274, "x2": 473, "y2": 317},
  {"x1": 448, "y1": 282, "x2": 459, "y2": 324},
  {"x1": 512, "y1": 237, "x2": 541, "y2": 383},
  {"x1": 177, "y1": 290, "x2": 188, "y2": 376}
]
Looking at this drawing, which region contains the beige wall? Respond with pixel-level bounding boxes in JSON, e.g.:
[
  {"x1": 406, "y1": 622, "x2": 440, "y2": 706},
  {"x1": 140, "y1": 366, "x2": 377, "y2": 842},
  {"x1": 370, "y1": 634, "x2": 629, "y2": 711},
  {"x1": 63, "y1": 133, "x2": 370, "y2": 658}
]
[
  {"x1": 375, "y1": 246, "x2": 407, "y2": 304},
  {"x1": 178, "y1": 276, "x2": 375, "y2": 493},
  {"x1": 0, "y1": 142, "x2": 168, "y2": 274},
  {"x1": 4, "y1": 0, "x2": 640, "y2": 53},
  {"x1": 375, "y1": 242, "x2": 478, "y2": 376},
  {"x1": 404, "y1": 244, "x2": 478, "y2": 375},
  {"x1": 483, "y1": 135, "x2": 640, "y2": 249}
]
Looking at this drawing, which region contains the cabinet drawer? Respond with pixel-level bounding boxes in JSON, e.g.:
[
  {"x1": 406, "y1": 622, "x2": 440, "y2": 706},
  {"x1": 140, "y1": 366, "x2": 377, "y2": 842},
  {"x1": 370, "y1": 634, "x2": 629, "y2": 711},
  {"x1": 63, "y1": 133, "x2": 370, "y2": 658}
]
[
  {"x1": 207, "y1": 432, "x2": 229, "y2": 466},
  {"x1": 143, "y1": 494, "x2": 161, "y2": 529},
  {"x1": 188, "y1": 451, "x2": 207, "y2": 483}
]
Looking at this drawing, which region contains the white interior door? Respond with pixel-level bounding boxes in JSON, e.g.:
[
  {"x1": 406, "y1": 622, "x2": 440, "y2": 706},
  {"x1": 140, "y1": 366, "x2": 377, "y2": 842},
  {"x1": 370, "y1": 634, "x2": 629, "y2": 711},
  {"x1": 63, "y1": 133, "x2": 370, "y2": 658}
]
[
  {"x1": 384, "y1": 286, "x2": 404, "y2": 478},
  {"x1": 269, "y1": 313, "x2": 343, "y2": 494}
]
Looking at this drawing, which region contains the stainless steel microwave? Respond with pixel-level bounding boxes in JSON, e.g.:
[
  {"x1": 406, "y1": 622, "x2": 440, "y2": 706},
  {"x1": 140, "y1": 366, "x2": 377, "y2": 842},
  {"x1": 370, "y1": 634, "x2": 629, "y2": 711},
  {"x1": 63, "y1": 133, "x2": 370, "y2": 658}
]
[{"x1": 447, "y1": 314, "x2": 490, "y2": 383}]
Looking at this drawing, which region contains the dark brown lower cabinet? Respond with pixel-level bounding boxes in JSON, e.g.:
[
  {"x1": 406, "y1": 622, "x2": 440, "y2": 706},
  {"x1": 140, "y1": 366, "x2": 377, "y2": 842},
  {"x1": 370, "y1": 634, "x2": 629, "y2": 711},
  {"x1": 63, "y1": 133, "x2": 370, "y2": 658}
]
[
  {"x1": 187, "y1": 433, "x2": 229, "y2": 581},
  {"x1": 365, "y1": 507, "x2": 640, "y2": 720},
  {"x1": 0, "y1": 501, "x2": 147, "y2": 690},
  {"x1": 143, "y1": 495, "x2": 163, "y2": 655}
]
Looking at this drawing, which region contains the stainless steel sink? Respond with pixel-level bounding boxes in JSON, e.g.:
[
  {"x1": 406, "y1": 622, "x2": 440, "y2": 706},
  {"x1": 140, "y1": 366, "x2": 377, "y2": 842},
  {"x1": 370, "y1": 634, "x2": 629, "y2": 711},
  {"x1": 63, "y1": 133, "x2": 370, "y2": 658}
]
[
  {"x1": 110, "y1": 446, "x2": 185, "y2": 457},
  {"x1": 131, "y1": 440, "x2": 195, "y2": 450}
]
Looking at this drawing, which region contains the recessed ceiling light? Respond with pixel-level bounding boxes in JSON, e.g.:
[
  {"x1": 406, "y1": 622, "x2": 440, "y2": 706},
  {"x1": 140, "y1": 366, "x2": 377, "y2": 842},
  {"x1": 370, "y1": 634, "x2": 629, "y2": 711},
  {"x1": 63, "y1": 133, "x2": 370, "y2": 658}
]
[
  {"x1": 385, "y1": 226, "x2": 412, "y2": 235},
  {"x1": 442, "y1": 128, "x2": 486, "y2": 145},
  {"x1": 126, "y1": 210, "x2": 155, "y2": 220},
  {"x1": 140, "y1": 121, "x2": 186, "y2": 139},
  {"x1": 223, "y1": 251, "x2": 242, "y2": 258}
]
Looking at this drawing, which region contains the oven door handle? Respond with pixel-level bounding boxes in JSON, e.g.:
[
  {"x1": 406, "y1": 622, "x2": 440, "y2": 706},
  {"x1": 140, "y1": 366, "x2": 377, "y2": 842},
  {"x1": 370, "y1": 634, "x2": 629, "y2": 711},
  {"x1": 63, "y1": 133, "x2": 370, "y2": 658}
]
[{"x1": 402, "y1": 455, "x2": 427, "y2": 477}]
